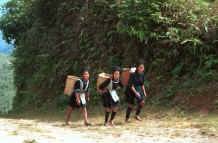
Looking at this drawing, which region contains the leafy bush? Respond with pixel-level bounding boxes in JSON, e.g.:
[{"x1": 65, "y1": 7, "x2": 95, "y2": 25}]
[{"x1": 0, "y1": 0, "x2": 217, "y2": 110}]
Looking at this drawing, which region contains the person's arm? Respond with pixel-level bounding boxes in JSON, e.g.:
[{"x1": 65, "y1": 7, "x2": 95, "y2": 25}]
[
  {"x1": 141, "y1": 73, "x2": 146, "y2": 97},
  {"x1": 74, "y1": 80, "x2": 81, "y2": 105},
  {"x1": 85, "y1": 92, "x2": 90, "y2": 102},
  {"x1": 75, "y1": 92, "x2": 81, "y2": 105},
  {"x1": 116, "y1": 79, "x2": 124, "y2": 90},
  {"x1": 129, "y1": 73, "x2": 140, "y2": 98},
  {"x1": 119, "y1": 79, "x2": 124, "y2": 89},
  {"x1": 86, "y1": 82, "x2": 90, "y2": 102},
  {"x1": 142, "y1": 85, "x2": 147, "y2": 97},
  {"x1": 98, "y1": 78, "x2": 111, "y2": 93},
  {"x1": 131, "y1": 86, "x2": 140, "y2": 98}
]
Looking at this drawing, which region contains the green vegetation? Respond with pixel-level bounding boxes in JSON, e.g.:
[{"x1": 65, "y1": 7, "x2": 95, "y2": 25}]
[
  {"x1": 0, "y1": 53, "x2": 15, "y2": 114},
  {"x1": 0, "y1": 0, "x2": 217, "y2": 111}
]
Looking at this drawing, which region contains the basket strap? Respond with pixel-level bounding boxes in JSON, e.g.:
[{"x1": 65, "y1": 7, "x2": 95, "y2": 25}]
[{"x1": 78, "y1": 79, "x2": 89, "y2": 92}]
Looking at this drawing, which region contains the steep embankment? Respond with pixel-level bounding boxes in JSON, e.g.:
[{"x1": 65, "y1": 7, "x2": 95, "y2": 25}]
[{"x1": 0, "y1": 0, "x2": 217, "y2": 110}]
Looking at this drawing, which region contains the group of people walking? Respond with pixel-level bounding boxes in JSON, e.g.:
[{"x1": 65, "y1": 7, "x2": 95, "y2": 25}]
[{"x1": 65, "y1": 60, "x2": 147, "y2": 126}]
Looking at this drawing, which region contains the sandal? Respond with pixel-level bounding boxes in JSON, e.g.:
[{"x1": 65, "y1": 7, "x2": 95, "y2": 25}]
[
  {"x1": 85, "y1": 122, "x2": 92, "y2": 126},
  {"x1": 135, "y1": 115, "x2": 142, "y2": 121}
]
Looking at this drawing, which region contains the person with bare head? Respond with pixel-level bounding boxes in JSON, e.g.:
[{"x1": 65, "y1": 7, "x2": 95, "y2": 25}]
[
  {"x1": 65, "y1": 69, "x2": 92, "y2": 126},
  {"x1": 125, "y1": 60, "x2": 147, "y2": 122},
  {"x1": 98, "y1": 66, "x2": 124, "y2": 126}
]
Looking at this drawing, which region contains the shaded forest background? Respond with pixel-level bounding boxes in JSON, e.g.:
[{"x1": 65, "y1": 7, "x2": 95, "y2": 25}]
[{"x1": 0, "y1": 0, "x2": 217, "y2": 112}]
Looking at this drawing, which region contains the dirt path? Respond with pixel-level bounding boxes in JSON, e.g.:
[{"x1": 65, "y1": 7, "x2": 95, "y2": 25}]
[{"x1": 1, "y1": 113, "x2": 218, "y2": 143}]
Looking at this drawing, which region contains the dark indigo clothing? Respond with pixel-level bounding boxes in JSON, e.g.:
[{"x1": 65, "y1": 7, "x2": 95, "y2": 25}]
[
  {"x1": 99, "y1": 78, "x2": 124, "y2": 91},
  {"x1": 99, "y1": 78, "x2": 124, "y2": 108},
  {"x1": 125, "y1": 71, "x2": 145, "y2": 105},
  {"x1": 73, "y1": 79, "x2": 90, "y2": 93},
  {"x1": 68, "y1": 78, "x2": 90, "y2": 108}
]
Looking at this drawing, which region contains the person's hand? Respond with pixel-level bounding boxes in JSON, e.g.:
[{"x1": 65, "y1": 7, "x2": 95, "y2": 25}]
[
  {"x1": 135, "y1": 92, "x2": 141, "y2": 99},
  {"x1": 144, "y1": 92, "x2": 147, "y2": 97},
  {"x1": 86, "y1": 96, "x2": 90, "y2": 103},
  {"x1": 109, "y1": 74, "x2": 113, "y2": 79},
  {"x1": 116, "y1": 87, "x2": 121, "y2": 90},
  {"x1": 100, "y1": 89, "x2": 108, "y2": 93},
  {"x1": 76, "y1": 98, "x2": 81, "y2": 106},
  {"x1": 140, "y1": 100, "x2": 145, "y2": 105}
]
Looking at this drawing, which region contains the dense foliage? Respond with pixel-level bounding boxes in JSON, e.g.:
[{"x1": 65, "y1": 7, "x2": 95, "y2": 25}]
[{"x1": 0, "y1": 0, "x2": 217, "y2": 110}]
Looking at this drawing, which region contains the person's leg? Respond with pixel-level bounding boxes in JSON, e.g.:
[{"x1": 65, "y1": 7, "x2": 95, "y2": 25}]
[
  {"x1": 65, "y1": 106, "x2": 73, "y2": 125},
  {"x1": 104, "y1": 107, "x2": 111, "y2": 126},
  {"x1": 125, "y1": 94, "x2": 135, "y2": 122},
  {"x1": 135, "y1": 100, "x2": 144, "y2": 121},
  {"x1": 82, "y1": 107, "x2": 91, "y2": 126},
  {"x1": 110, "y1": 105, "x2": 119, "y2": 125},
  {"x1": 126, "y1": 104, "x2": 134, "y2": 122}
]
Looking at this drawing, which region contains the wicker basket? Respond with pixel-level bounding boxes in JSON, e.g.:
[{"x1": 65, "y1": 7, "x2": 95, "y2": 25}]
[
  {"x1": 121, "y1": 68, "x2": 130, "y2": 87},
  {"x1": 115, "y1": 0, "x2": 122, "y2": 3},
  {"x1": 64, "y1": 75, "x2": 80, "y2": 96},
  {"x1": 97, "y1": 73, "x2": 110, "y2": 91},
  {"x1": 121, "y1": 67, "x2": 136, "y2": 87}
]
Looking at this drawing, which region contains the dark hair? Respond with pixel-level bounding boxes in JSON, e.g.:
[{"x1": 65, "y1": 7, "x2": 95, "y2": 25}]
[
  {"x1": 82, "y1": 68, "x2": 89, "y2": 73},
  {"x1": 112, "y1": 66, "x2": 121, "y2": 74},
  {"x1": 136, "y1": 60, "x2": 144, "y2": 68}
]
